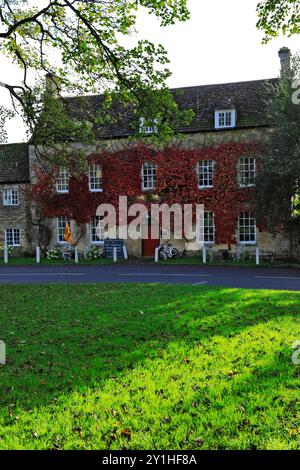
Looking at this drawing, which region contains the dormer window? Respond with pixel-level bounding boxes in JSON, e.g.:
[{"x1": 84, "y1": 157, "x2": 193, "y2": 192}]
[
  {"x1": 215, "y1": 109, "x2": 236, "y2": 129},
  {"x1": 139, "y1": 117, "x2": 158, "y2": 135}
]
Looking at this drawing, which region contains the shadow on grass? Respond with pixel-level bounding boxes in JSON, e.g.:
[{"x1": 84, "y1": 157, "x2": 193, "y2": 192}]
[{"x1": 0, "y1": 283, "x2": 299, "y2": 415}]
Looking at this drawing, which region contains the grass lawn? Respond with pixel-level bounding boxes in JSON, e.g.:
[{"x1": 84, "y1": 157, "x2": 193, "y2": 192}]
[{"x1": 0, "y1": 283, "x2": 299, "y2": 450}]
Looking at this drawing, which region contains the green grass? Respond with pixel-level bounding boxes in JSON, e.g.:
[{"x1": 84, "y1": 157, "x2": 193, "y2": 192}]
[
  {"x1": 0, "y1": 284, "x2": 299, "y2": 450},
  {"x1": 0, "y1": 257, "x2": 114, "y2": 266}
]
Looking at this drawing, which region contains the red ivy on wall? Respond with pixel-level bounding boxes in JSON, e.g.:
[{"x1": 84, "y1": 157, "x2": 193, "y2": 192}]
[{"x1": 30, "y1": 142, "x2": 260, "y2": 246}]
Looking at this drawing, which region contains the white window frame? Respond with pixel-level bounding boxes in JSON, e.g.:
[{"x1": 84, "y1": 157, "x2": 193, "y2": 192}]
[
  {"x1": 90, "y1": 216, "x2": 105, "y2": 244},
  {"x1": 142, "y1": 162, "x2": 157, "y2": 191},
  {"x1": 203, "y1": 211, "x2": 215, "y2": 244},
  {"x1": 238, "y1": 211, "x2": 256, "y2": 245},
  {"x1": 215, "y1": 109, "x2": 236, "y2": 129},
  {"x1": 197, "y1": 160, "x2": 214, "y2": 188},
  {"x1": 3, "y1": 188, "x2": 19, "y2": 206},
  {"x1": 238, "y1": 157, "x2": 256, "y2": 187},
  {"x1": 88, "y1": 164, "x2": 103, "y2": 192},
  {"x1": 57, "y1": 216, "x2": 70, "y2": 244},
  {"x1": 139, "y1": 117, "x2": 158, "y2": 135},
  {"x1": 4, "y1": 228, "x2": 21, "y2": 246},
  {"x1": 56, "y1": 167, "x2": 69, "y2": 193}
]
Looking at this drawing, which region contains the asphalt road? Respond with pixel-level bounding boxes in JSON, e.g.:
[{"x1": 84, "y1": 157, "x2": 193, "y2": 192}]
[{"x1": 0, "y1": 264, "x2": 299, "y2": 290}]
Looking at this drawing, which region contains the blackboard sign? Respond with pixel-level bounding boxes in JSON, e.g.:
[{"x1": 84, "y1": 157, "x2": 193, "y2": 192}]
[{"x1": 104, "y1": 238, "x2": 124, "y2": 259}]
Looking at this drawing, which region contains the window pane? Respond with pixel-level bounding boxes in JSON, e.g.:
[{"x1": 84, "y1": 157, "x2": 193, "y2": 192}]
[
  {"x1": 239, "y1": 211, "x2": 256, "y2": 243},
  {"x1": 56, "y1": 168, "x2": 69, "y2": 192},
  {"x1": 3, "y1": 189, "x2": 19, "y2": 206},
  {"x1": 238, "y1": 157, "x2": 256, "y2": 186},
  {"x1": 90, "y1": 216, "x2": 104, "y2": 243},
  {"x1": 142, "y1": 162, "x2": 157, "y2": 190},
  {"x1": 5, "y1": 228, "x2": 20, "y2": 246},
  {"x1": 57, "y1": 216, "x2": 70, "y2": 243},
  {"x1": 89, "y1": 164, "x2": 102, "y2": 191},
  {"x1": 203, "y1": 211, "x2": 215, "y2": 243}
]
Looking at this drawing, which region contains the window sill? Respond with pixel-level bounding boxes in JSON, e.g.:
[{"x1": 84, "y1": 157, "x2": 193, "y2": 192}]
[
  {"x1": 238, "y1": 241, "x2": 257, "y2": 245},
  {"x1": 198, "y1": 185, "x2": 213, "y2": 190}
]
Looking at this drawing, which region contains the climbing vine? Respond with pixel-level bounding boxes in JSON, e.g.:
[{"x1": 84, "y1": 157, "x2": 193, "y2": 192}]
[{"x1": 30, "y1": 142, "x2": 260, "y2": 246}]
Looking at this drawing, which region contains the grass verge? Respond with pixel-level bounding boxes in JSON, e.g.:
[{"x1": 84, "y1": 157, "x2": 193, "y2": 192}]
[{"x1": 0, "y1": 283, "x2": 299, "y2": 449}]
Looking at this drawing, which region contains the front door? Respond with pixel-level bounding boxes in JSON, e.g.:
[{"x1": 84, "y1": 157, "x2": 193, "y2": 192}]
[{"x1": 142, "y1": 219, "x2": 160, "y2": 257}]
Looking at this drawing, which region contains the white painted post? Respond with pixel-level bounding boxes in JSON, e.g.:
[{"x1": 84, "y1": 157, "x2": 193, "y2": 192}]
[
  {"x1": 4, "y1": 245, "x2": 8, "y2": 264},
  {"x1": 256, "y1": 246, "x2": 260, "y2": 266},
  {"x1": 155, "y1": 246, "x2": 159, "y2": 263},
  {"x1": 74, "y1": 247, "x2": 79, "y2": 264},
  {"x1": 36, "y1": 246, "x2": 40, "y2": 264},
  {"x1": 113, "y1": 246, "x2": 117, "y2": 263},
  {"x1": 202, "y1": 244, "x2": 207, "y2": 264},
  {"x1": 123, "y1": 245, "x2": 128, "y2": 260}
]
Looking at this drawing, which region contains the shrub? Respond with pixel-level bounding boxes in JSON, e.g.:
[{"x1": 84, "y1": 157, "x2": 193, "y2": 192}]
[
  {"x1": 84, "y1": 246, "x2": 103, "y2": 260},
  {"x1": 46, "y1": 248, "x2": 61, "y2": 260}
]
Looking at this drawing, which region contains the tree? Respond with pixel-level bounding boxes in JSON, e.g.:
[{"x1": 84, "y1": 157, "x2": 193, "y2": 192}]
[
  {"x1": 0, "y1": 0, "x2": 192, "y2": 141},
  {"x1": 255, "y1": 55, "x2": 300, "y2": 251},
  {"x1": 257, "y1": 0, "x2": 300, "y2": 42},
  {"x1": 0, "y1": 105, "x2": 13, "y2": 142}
]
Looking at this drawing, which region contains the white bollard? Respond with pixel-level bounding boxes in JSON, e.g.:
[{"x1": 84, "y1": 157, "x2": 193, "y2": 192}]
[
  {"x1": 113, "y1": 246, "x2": 117, "y2": 263},
  {"x1": 123, "y1": 245, "x2": 128, "y2": 260},
  {"x1": 74, "y1": 247, "x2": 79, "y2": 264},
  {"x1": 202, "y1": 244, "x2": 207, "y2": 264},
  {"x1": 155, "y1": 246, "x2": 159, "y2": 263},
  {"x1": 36, "y1": 246, "x2": 40, "y2": 264},
  {"x1": 256, "y1": 247, "x2": 260, "y2": 266},
  {"x1": 4, "y1": 245, "x2": 8, "y2": 264}
]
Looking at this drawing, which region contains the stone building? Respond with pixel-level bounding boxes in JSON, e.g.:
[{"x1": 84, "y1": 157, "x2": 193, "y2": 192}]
[
  {"x1": 0, "y1": 143, "x2": 32, "y2": 254},
  {"x1": 0, "y1": 47, "x2": 298, "y2": 259}
]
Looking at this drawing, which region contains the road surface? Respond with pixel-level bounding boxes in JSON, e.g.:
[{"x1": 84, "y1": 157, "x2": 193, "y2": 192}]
[{"x1": 0, "y1": 264, "x2": 299, "y2": 290}]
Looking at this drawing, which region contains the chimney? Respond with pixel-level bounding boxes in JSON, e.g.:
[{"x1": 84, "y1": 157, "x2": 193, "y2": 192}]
[
  {"x1": 45, "y1": 72, "x2": 60, "y2": 97},
  {"x1": 278, "y1": 47, "x2": 291, "y2": 77}
]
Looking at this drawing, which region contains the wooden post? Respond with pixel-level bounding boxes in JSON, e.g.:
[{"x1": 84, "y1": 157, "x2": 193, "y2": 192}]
[
  {"x1": 256, "y1": 247, "x2": 260, "y2": 266},
  {"x1": 4, "y1": 245, "x2": 8, "y2": 264},
  {"x1": 202, "y1": 244, "x2": 207, "y2": 264},
  {"x1": 155, "y1": 246, "x2": 159, "y2": 263},
  {"x1": 113, "y1": 246, "x2": 117, "y2": 263},
  {"x1": 74, "y1": 247, "x2": 79, "y2": 264},
  {"x1": 36, "y1": 246, "x2": 40, "y2": 264}
]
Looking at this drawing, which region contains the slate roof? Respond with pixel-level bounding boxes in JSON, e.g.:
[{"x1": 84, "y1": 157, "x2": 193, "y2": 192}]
[
  {"x1": 64, "y1": 78, "x2": 278, "y2": 139},
  {"x1": 0, "y1": 143, "x2": 30, "y2": 184}
]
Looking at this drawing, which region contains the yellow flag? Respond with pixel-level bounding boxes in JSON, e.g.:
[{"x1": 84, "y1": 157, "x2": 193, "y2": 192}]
[{"x1": 64, "y1": 223, "x2": 73, "y2": 244}]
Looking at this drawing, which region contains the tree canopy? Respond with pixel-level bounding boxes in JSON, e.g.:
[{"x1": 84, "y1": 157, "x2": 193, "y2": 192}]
[
  {"x1": 0, "y1": 0, "x2": 191, "y2": 142},
  {"x1": 255, "y1": 55, "x2": 300, "y2": 247},
  {"x1": 257, "y1": 0, "x2": 300, "y2": 42}
]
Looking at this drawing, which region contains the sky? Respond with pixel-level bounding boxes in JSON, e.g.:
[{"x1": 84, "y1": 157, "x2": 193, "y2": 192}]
[{"x1": 1, "y1": 0, "x2": 300, "y2": 143}]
